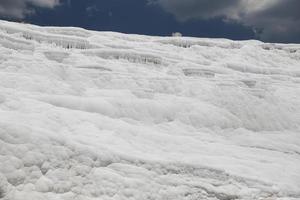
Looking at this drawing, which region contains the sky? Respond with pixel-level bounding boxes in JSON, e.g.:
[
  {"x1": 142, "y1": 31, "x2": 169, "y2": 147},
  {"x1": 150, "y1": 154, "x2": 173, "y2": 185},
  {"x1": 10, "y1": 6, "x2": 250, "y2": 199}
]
[{"x1": 0, "y1": 0, "x2": 299, "y2": 43}]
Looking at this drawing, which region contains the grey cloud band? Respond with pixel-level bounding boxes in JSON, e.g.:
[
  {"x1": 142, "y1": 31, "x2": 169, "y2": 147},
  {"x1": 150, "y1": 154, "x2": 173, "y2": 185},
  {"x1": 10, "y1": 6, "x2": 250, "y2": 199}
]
[
  {"x1": 152, "y1": 0, "x2": 300, "y2": 42},
  {"x1": 0, "y1": 0, "x2": 60, "y2": 19}
]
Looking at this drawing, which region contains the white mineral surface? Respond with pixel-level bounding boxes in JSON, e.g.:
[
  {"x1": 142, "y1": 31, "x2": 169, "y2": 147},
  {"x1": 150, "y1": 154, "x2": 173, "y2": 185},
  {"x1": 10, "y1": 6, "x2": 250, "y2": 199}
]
[{"x1": 0, "y1": 20, "x2": 300, "y2": 200}]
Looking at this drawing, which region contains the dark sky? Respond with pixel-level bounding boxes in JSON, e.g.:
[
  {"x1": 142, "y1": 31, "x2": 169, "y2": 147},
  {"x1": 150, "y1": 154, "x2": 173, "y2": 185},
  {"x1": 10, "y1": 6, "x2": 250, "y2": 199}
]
[{"x1": 0, "y1": 0, "x2": 299, "y2": 43}]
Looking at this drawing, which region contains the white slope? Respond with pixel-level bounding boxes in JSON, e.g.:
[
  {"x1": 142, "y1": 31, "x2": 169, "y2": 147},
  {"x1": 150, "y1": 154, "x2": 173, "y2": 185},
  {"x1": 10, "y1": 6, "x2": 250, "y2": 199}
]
[{"x1": 0, "y1": 20, "x2": 299, "y2": 200}]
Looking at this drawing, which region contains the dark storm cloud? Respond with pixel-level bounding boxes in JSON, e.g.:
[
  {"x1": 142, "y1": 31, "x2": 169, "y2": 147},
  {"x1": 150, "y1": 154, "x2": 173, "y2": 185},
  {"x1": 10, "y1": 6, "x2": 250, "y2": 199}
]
[
  {"x1": 243, "y1": 0, "x2": 300, "y2": 42},
  {"x1": 0, "y1": 0, "x2": 60, "y2": 19},
  {"x1": 150, "y1": 0, "x2": 241, "y2": 21},
  {"x1": 152, "y1": 0, "x2": 300, "y2": 42}
]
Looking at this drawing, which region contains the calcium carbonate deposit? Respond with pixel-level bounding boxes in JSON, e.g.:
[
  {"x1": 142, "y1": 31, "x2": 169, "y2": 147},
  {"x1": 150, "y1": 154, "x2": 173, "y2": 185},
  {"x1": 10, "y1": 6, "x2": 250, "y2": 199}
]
[{"x1": 0, "y1": 20, "x2": 300, "y2": 200}]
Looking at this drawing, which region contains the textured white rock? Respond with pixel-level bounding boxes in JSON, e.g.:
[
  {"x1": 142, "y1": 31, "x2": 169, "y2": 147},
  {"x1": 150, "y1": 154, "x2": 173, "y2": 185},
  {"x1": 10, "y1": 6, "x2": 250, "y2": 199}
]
[
  {"x1": 35, "y1": 176, "x2": 53, "y2": 193},
  {"x1": 0, "y1": 173, "x2": 8, "y2": 198},
  {"x1": 0, "y1": 19, "x2": 300, "y2": 200}
]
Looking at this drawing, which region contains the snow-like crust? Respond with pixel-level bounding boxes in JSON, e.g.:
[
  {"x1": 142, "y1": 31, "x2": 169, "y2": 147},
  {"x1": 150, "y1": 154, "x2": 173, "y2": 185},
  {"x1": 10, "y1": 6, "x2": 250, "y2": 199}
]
[{"x1": 0, "y1": 20, "x2": 300, "y2": 200}]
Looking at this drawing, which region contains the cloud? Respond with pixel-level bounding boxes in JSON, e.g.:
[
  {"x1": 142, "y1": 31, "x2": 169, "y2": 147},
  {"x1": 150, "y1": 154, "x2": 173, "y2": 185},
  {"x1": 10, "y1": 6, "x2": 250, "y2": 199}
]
[
  {"x1": 152, "y1": 0, "x2": 300, "y2": 42},
  {"x1": 86, "y1": 5, "x2": 99, "y2": 17},
  {"x1": 0, "y1": 0, "x2": 60, "y2": 19}
]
